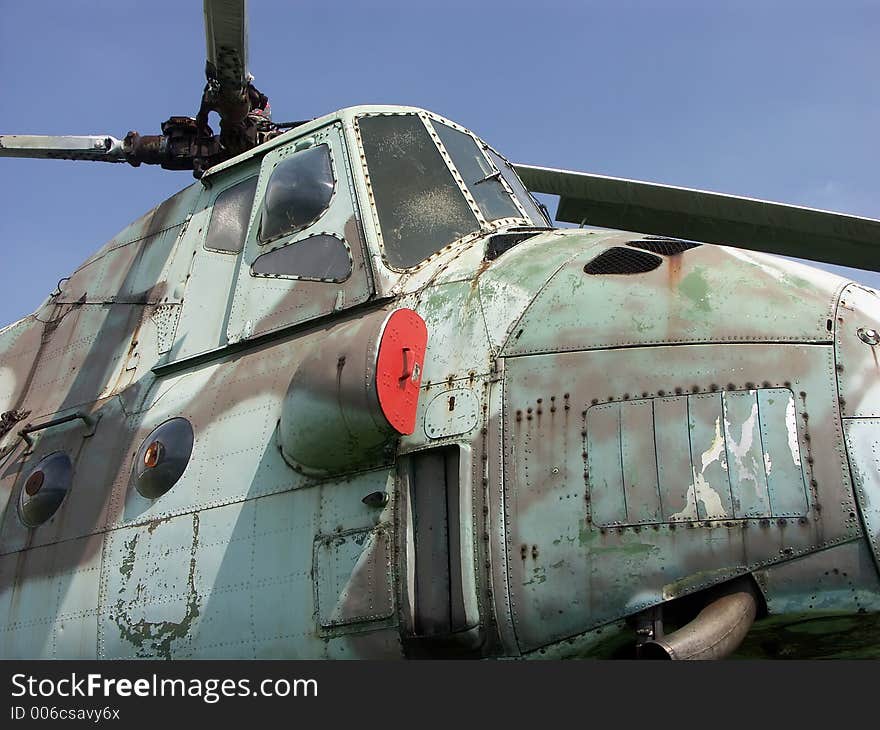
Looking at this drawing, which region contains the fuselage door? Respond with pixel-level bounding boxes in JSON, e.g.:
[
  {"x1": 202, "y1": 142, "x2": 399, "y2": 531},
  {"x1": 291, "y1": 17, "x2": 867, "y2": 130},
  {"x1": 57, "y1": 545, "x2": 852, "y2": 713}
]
[{"x1": 226, "y1": 120, "x2": 373, "y2": 342}]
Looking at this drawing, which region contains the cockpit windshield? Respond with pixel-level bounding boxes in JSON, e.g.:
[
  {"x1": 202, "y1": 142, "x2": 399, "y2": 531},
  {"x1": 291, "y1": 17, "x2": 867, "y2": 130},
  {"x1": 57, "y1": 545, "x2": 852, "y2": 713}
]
[
  {"x1": 358, "y1": 114, "x2": 479, "y2": 269},
  {"x1": 357, "y1": 113, "x2": 548, "y2": 270}
]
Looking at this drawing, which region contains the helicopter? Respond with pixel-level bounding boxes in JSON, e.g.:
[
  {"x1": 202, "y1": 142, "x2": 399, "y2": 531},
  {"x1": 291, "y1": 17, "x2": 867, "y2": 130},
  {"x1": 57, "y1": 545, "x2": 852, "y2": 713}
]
[{"x1": 1, "y1": 0, "x2": 879, "y2": 660}]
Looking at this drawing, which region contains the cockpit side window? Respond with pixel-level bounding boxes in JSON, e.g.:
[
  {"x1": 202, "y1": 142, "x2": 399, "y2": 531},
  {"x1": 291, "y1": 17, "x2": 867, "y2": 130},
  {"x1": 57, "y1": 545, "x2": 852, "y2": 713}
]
[
  {"x1": 432, "y1": 121, "x2": 522, "y2": 222},
  {"x1": 485, "y1": 148, "x2": 550, "y2": 226},
  {"x1": 258, "y1": 144, "x2": 335, "y2": 244},
  {"x1": 204, "y1": 176, "x2": 258, "y2": 254},
  {"x1": 251, "y1": 234, "x2": 352, "y2": 282},
  {"x1": 358, "y1": 114, "x2": 480, "y2": 269}
]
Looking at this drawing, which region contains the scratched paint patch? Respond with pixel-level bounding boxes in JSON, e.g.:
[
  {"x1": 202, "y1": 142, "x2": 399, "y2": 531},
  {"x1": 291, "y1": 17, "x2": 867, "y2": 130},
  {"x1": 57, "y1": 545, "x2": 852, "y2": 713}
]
[
  {"x1": 585, "y1": 388, "x2": 808, "y2": 526},
  {"x1": 100, "y1": 513, "x2": 202, "y2": 659}
]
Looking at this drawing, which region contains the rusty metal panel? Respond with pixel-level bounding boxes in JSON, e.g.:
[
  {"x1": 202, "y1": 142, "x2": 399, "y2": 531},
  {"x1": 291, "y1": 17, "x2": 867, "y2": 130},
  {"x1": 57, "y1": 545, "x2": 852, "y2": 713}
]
[
  {"x1": 654, "y1": 396, "x2": 694, "y2": 521},
  {"x1": 759, "y1": 389, "x2": 808, "y2": 517},
  {"x1": 99, "y1": 464, "x2": 398, "y2": 659},
  {"x1": 723, "y1": 390, "x2": 771, "y2": 518},
  {"x1": 100, "y1": 512, "x2": 202, "y2": 659},
  {"x1": 688, "y1": 392, "x2": 734, "y2": 520},
  {"x1": 585, "y1": 403, "x2": 625, "y2": 526}
]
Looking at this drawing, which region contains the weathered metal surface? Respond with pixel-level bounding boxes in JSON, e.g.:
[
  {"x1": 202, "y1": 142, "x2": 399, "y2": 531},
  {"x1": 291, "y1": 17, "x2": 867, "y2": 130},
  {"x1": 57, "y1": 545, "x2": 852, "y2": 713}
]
[
  {"x1": 502, "y1": 340, "x2": 856, "y2": 653},
  {"x1": 1, "y1": 104, "x2": 880, "y2": 660},
  {"x1": 502, "y1": 241, "x2": 842, "y2": 357},
  {"x1": 835, "y1": 283, "x2": 880, "y2": 419},
  {"x1": 742, "y1": 540, "x2": 880, "y2": 658},
  {"x1": 315, "y1": 525, "x2": 394, "y2": 628},
  {"x1": 843, "y1": 420, "x2": 880, "y2": 573},
  {"x1": 278, "y1": 307, "x2": 400, "y2": 475},
  {"x1": 585, "y1": 389, "x2": 808, "y2": 528},
  {"x1": 424, "y1": 387, "x2": 480, "y2": 439}
]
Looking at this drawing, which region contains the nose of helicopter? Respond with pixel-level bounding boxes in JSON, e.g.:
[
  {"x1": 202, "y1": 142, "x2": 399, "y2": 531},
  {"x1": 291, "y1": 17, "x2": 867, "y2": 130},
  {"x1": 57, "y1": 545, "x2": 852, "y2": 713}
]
[{"x1": 474, "y1": 229, "x2": 871, "y2": 656}]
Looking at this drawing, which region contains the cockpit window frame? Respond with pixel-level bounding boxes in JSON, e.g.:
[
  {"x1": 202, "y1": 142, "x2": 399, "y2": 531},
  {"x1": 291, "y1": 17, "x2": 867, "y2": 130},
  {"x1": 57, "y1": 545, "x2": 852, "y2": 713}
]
[
  {"x1": 250, "y1": 231, "x2": 354, "y2": 283},
  {"x1": 423, "y1": 113, "x2": 535, "y2": 225},
  {"x1": 256, "y1": 141, "x2": 339, "y2": 249},
  {"x1": 480, "y1": 142, "x2": 553, "y2": 228},
  {"x1": 353, "y1": 111, "x2": 535, "y2": 274},
  {"x1": 201, "y1": 164, "x2": 261, "y2": 256}
]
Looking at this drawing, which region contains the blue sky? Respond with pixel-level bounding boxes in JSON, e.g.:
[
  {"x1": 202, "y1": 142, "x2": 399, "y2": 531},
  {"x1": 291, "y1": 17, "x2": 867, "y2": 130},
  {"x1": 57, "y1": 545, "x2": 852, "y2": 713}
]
[{"x1": 1, "y1": 0, "x2": 878, "y2": 324}]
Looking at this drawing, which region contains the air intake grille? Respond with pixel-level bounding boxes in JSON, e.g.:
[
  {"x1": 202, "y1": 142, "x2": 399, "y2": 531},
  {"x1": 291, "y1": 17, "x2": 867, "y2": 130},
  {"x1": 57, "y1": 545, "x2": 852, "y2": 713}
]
[
  {"x1": 627, "y1": 238, "x2": 701, "y2": 256},
  {"x1": 484, "y1": 231, "x2": 541, "y2": 260},
  {"x1": 583, "y1": 247, "x2": 663, "y2": 275}
]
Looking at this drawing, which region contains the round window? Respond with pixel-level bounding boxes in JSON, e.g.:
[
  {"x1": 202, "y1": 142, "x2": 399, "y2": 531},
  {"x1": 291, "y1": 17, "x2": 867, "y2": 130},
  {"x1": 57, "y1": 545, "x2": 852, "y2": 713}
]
[
  {"x1": 18, "y1": 451, "x2": 73, "y2": 528},
  {"x1": 133, "y1": 418, "x2": 194, "y2": 499}
]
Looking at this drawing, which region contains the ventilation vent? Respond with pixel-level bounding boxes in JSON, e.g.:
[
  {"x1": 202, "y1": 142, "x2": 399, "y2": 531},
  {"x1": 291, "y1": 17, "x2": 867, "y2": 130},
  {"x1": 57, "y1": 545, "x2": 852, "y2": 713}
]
[
  {"x1": 627, "y1": 238, "x2": 701, "y2": 256},
  {"x1": 484, "y1": 230, "x2": 542, "y2": 261},
  {"x1": 583, "y1": 247, "x2": 662, "y2": 275}
]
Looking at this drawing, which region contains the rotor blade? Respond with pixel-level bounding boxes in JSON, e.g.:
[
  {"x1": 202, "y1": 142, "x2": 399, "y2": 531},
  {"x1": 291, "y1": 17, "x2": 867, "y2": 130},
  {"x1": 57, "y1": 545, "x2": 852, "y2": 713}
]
[
  {"x1": 204, "y1": 0, "x2": 249, "y2": 90},
  {"x1": 513, "y1": 163, "x2": 880, "y2": 272},
  {"x1": 0, "y1": 134, "x2": 126, "y2": 162}
]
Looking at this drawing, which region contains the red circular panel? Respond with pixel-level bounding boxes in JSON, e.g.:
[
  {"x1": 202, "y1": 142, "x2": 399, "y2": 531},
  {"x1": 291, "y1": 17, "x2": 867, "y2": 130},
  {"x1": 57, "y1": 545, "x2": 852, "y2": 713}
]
[{"x1": 376, "y1": 308, "x2": 428, "y2": 435}]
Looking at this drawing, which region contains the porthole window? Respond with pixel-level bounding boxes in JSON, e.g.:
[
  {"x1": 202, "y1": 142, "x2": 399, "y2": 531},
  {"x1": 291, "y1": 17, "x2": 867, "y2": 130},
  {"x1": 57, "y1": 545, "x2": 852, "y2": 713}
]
[
  {"x1": 204, "y1": 176, "x2": 259, "y2": 254},
  {"x1": 258, "y1": 144, "x2": 335, "y2": 243},
  {"x1": 133, "y1": 417, "x2": 194, "y2": 499},
  {"x1": 18, "y1": 451, "x2": 73, "y2": 528}
]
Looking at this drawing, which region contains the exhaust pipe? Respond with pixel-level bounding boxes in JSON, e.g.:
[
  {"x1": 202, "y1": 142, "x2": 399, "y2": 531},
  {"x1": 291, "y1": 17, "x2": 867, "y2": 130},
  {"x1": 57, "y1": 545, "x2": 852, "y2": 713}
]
[{"x1": 639, "y1": 577, "x2": 759, "y2": 660}]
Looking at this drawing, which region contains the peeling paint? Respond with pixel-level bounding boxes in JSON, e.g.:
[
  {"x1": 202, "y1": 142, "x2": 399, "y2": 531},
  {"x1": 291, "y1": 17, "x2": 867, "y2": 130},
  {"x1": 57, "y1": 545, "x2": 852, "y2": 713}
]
[
  {"x1": 725, "y1": 401, "x2": 761, "y2": 487},
  {"x1": 110, "y1": 513, "x2": 201, "y2": 660},
  {"x1": 674, "y1": 417, "x2": 728, "y2": 520},
  {"x1": 119, "y1": 534, "x2": 138, "y2": 582}
]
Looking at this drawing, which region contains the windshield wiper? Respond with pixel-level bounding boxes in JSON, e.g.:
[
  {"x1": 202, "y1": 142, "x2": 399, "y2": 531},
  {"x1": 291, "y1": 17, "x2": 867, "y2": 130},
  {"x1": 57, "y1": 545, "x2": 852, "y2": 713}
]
[{"x1": 473, "y1": 170, "x2": 502, "y2": 186}]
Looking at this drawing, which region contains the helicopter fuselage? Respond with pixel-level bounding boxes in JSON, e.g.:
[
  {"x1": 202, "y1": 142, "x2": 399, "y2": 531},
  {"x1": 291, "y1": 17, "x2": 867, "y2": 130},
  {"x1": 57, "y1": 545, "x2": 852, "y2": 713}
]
[{"x1": 1, "y1": 106, "x2": 879, "y2": 659}]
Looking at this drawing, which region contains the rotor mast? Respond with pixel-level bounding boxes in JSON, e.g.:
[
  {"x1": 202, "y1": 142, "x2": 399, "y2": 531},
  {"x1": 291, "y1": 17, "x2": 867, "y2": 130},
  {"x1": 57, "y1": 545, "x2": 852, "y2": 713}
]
[{"x1": 0, "y1": 0, "x2": 281, "y2": 177}]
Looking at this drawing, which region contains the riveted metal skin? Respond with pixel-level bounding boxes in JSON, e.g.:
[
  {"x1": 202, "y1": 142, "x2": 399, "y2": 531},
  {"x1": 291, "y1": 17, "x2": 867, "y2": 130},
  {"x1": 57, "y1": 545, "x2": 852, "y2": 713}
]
[{"x1": 2, "y1": 104, "x2": 880, "y2": 660}]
